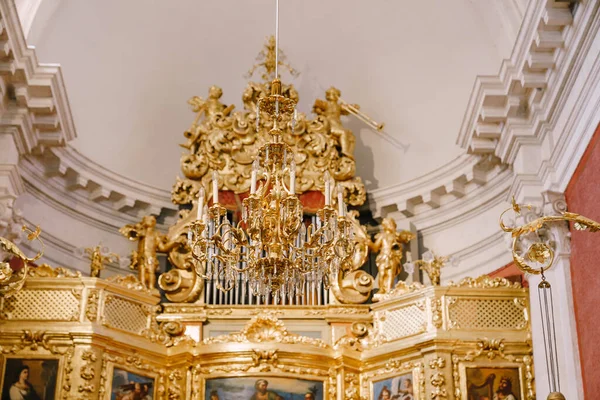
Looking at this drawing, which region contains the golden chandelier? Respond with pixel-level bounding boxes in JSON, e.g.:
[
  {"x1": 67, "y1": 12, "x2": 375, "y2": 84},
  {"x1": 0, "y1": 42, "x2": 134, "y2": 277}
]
[{"x1": 187, "y1": 1, "x2": 354, "y2": 300}]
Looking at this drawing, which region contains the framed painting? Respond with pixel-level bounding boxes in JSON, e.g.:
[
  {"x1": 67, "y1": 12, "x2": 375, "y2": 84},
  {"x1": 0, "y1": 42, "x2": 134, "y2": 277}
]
[
  {"x1": 372, "y1": 370, "x2": 419, "y2": 400},
  {"x1": 205, "y1": 376, "x2": 324, "y2": 400},
  {"x1": 0, "y1": 357, "x2": 59, "y2": 400},
  {"x1": 465, "y1": 366, "x2": 521, "y2": 400},
  {"x1": 110, "y1": 366, "x2": 156, "y2": 400},
  {"x1": 456, "y1": 362, "x2": 527, "y2": 400}
]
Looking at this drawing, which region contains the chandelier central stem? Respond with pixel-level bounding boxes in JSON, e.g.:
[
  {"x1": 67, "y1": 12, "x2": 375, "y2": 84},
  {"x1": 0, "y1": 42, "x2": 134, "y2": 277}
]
[{"x1": 275, "y1": 0, "x2": 279, "y2": 79}]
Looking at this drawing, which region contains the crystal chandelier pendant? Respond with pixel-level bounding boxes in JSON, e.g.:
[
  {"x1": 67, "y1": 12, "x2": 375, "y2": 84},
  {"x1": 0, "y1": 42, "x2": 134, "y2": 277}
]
[{"x1": 186, "y1": 0, "x2": 354, "y2": 302}]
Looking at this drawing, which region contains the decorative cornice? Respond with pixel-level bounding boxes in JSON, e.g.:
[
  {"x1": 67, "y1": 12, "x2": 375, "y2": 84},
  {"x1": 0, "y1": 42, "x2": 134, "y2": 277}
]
[
  {"x1": 0, "y1": 0, "x2": 76, "y2": 155},
  {"x1": 369, "y1": 154, "x2": 507, "y2": 219},
  {"x1": 457, "y1": 0, "x2": 591, "y2": 164},
  {"x1": 20, "y1": 146, "x2": 178, "y2": 225}
]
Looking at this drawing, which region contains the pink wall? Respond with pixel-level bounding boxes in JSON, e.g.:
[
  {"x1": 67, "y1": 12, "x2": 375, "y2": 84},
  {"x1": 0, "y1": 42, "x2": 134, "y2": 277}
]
[{"x1": 565, "y1": 122, "x2": 600, "y2": 397}]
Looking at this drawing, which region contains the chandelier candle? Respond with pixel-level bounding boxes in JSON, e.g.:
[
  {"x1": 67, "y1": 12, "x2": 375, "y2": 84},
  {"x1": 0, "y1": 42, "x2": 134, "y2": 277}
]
[{"x1": 197, "y1": 186, "x2": 205, "y2": 220}]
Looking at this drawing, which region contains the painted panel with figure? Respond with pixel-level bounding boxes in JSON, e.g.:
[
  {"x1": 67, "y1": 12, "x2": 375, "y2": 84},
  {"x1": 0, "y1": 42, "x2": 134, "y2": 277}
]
[
  {"x1": 205, "y1": 377, "x2": 323, "y2": 400},
  {"x1": 1, "y1": 358, "x2": 59, "y2": 400},
  {"x1": 111, "y1": 368, "x2": 155, "y2": 400},
  {"x1": 372, "y1": 372, "x2": 415, "y2": 400},
  {"x1": 466, "y1": 367, "x2": 521, "y2": 400}
]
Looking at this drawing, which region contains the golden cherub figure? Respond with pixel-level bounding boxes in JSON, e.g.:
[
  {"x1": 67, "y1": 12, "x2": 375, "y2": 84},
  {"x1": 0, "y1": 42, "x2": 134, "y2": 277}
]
[
  {"x1": 368, "y1": 217, "x2": 415, "y2": 297},
  {"x1": 119, "y1": 215, "x2": 171, "y2": 295},
  {"x1": 183, "y1": 86, "x2": 235, "y2": 152},
  {"x1": 313, "y1": 87, "x2": 362, "y2": 159},
  {"x1": 85, "y1": 245, "x2": 118, "y2": 278}
]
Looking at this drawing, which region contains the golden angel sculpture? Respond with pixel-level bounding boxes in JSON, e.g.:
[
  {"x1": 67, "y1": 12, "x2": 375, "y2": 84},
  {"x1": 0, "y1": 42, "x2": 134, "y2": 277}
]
[
  {"x1": 369, "y1": 217, "x2": 414, "y2": 301},
  {"x1": 119, "y1": 216, "x2": 177, "y2": 295}
]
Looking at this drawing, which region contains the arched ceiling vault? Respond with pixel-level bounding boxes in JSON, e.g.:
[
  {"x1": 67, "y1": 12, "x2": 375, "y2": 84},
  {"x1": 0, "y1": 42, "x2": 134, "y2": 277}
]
[{"x1": 22, "y1": 0, "x2": 520, "y2": 192}]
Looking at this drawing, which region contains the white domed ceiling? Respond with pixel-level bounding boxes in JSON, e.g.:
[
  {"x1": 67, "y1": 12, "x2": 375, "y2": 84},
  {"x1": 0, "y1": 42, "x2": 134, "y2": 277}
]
[{"x1": 25, "y1": 0, "x2": 516, "y2": 192}]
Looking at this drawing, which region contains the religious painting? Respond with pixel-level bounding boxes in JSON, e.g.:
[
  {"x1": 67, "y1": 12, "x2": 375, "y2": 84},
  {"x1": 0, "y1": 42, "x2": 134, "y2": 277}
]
[
  {"x1": 465, "y1": 367, "x2": 521, "y2": 400},
  {"x1": 372, "y1": 372, "x2": 415, "y2": 400},
  {"x1": 111, "y1": 367, "x2": 155, "y2": 400},
  {"x1": 1, "y1": 358, "x2": 59, "y2": 400},
  {"x1": 205, "y1": 376, "x2": 324, "y2": 400}
]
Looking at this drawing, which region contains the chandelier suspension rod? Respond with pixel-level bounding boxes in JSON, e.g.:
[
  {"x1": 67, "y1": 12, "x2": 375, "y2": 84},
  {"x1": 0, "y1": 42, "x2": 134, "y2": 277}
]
[{"x1": 275, "y1": 0, "x2": 279, "y2": 79}]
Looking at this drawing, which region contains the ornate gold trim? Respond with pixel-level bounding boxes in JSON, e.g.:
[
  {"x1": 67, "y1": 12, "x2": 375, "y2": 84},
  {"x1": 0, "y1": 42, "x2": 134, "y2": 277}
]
[
  {"x1": 99, "y1": 353, "x2": 167, "y2": 400},
  {"x1": 361, "y1": 360, "x2": 425, "y2": 400},
  {"x1": 201, "y1": 314, "x2": 329, "y2": 348},
  {"x1": 448, "y1": 276, "x2": 522, "y2": 289},
  {"x1": 451, "y1": 339, "x2": 535, "y2": 400},
  {"x1": 428, "y1": 357, "x2": 448, "y2": 400},
  {"x1": 78, "y1": 349, "x2": 97, "y2": 397}
]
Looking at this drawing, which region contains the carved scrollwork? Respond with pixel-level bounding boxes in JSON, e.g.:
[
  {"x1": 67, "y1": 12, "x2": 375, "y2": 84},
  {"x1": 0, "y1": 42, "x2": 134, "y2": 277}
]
[
  {"x1": 0, "y1": 225, "x2": 44, "y2": 297},
  {"x1": 78, "y1": 349, "x2": 97, "y2": 397},
  {"x1": 448, "y1": 275, "x2": 522, "y2": 289},
  {"x1": 202, "y1": 314, "x2": 328, "y2": 348},
  {"x1": 29, "y1": 263, "x2": 81, "y2": 278},
  {"x1": 428, "y1": 357, "x2": 448, "y2": 400}
]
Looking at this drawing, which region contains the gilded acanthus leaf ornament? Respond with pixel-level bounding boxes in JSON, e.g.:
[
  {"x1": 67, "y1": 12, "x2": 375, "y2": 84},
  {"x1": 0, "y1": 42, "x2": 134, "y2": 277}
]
[
  {"x1": 28, "y1": 263, "x2": 81, "y2": 278},
  {"x1": 171, "y1": 36, "x2": 383, "y2": 207},
  {"x1": 0, "y1": 225, "x2": 44, "y2": 297},
  {"x1": 448, "y1": 275, "x2": 522, "y2": 289},
  {"x1": 500, "y1": 196, "x2": 600, "y2": 275},
  {"x1": 329, "y1": 210, "x2": 374, "y2": 304},
  {"x1": 202, "y1": 314, "x2": 328, "y2": 348}
]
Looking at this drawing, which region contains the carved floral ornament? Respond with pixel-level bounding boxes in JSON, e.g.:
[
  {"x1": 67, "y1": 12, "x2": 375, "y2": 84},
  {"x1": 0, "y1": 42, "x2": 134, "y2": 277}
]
[
  {"x1": 202, "y1": 314, "x2": 328, "y2": 348},
  {"x1": 451, "y1": 338, "x2": 535, "y2": 400},
  {"x1": 171, "y1": 35, "x2": 386, "y2": 208}
]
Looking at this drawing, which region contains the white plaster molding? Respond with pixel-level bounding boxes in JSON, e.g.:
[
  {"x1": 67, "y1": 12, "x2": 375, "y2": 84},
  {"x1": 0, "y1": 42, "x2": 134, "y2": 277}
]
[
  {"x1": 512, "y1": 14, "x2": 600, "y2": 202},
  {"x1": 369, "y1": 154, "x2": 508, "y2": 220},
  {"x1": 0, "y1": 0, "x2": 75, "y2": 155},
  {"x1": 458, "y1": 0, "x2": 592, "y2": 166},
  {"x1": 19, "y1": 161, "x2": 174, "y2": 234},
  {"x1": 14, "y1": 0, "x2": 43, "y2": 37},
  {"x1": 21, "y1": 146, "x2": 179, "y2": 224}
]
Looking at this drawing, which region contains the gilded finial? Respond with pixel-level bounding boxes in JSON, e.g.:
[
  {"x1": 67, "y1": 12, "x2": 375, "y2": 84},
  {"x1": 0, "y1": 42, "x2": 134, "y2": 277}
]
[
  {"x1": 245, "y1": 35, "x2": 299, "y2": 81},
  {"x1": 84, "y1": 245, "x2": 119, "y2": 278}
]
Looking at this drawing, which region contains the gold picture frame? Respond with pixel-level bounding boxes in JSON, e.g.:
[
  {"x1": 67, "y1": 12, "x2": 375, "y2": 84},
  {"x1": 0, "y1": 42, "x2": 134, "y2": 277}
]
[
  {"x1": 101, "y1": 355, "x2": 161, "y2": 400},
  {"x1": 458, "y1": 361, "x2": 525, "y2": 400},
  {"x1": 0, "y1": 355, "x2": 64, "y2": 400},
  {"x1": 362, "y1": 361, "x2": 425, "y2": 400},
  {"x1": 202, "y1": 375, "x2": 327, "y2": 400},
  {"x1": 451, "y1": 339, "x2": 534, "y2": 400}
]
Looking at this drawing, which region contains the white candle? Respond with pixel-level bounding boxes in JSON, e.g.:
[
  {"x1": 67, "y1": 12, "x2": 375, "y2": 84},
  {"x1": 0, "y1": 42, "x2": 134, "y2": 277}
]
[
  {"x1": 212, "y1": 171, "x2": 219, "y2": 204},
  {"x1": 290, "y1": 159, "x2": 296, "y2": 194},
  {"x1": 324, "y1": 171, "x2": 331, "y2": 206},
  {"x1": 197, "y1": 186, "x2": 205, "y2": 220},
  {"x1": 251, "y1": 159, "x2": 259, "y2": 194},
  {"x1": 337, "y1": 185, "x2": 344, "y2": 216}
]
